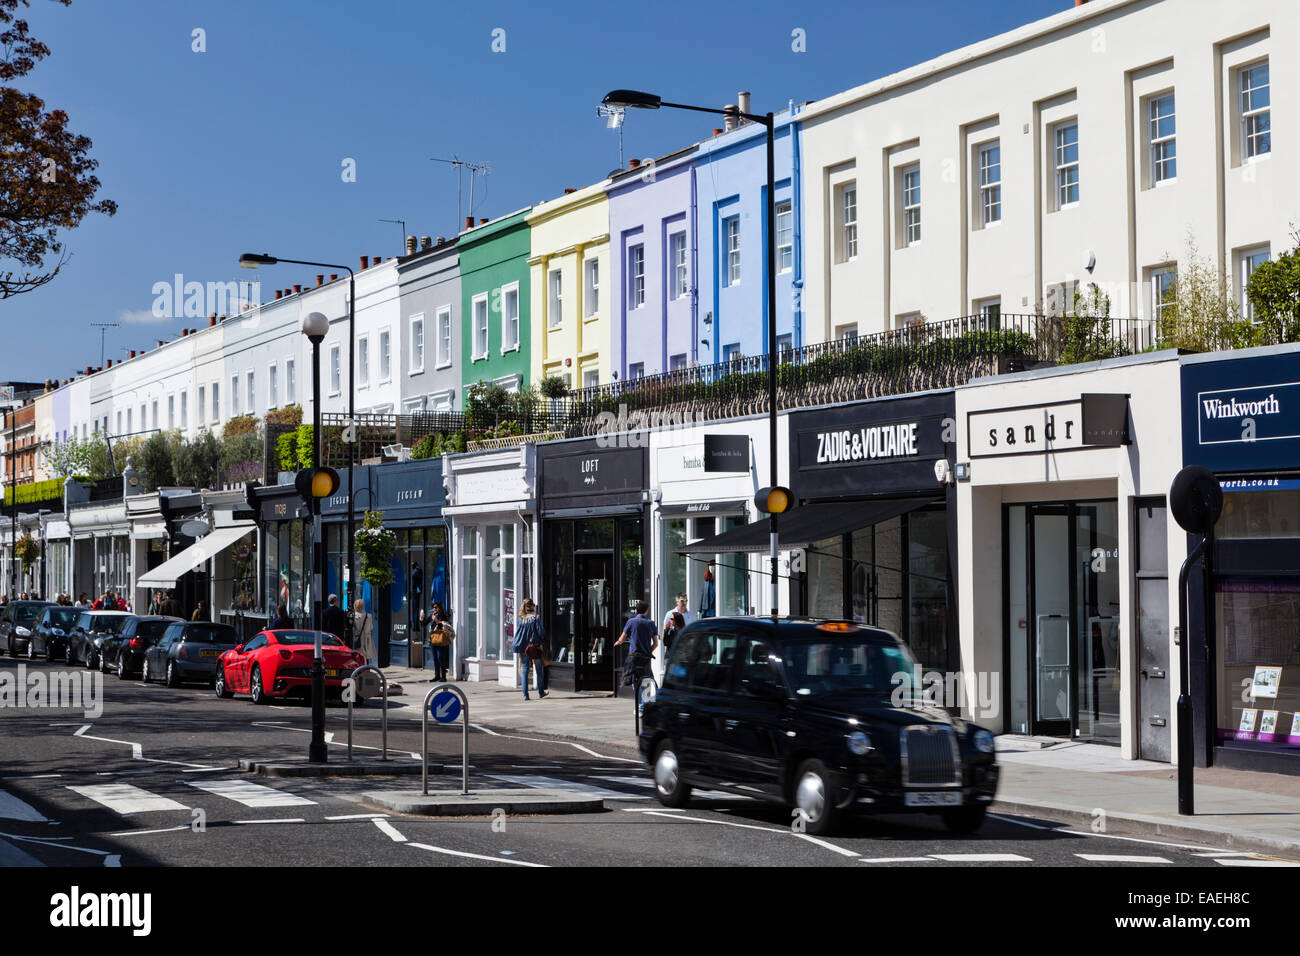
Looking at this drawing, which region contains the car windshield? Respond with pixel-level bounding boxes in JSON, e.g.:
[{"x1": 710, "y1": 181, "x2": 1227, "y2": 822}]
[
  {"x1": 86, "y1": 615, "x2": 128, "y2": 634},
  {"x1": 275, "y1": 631, "x2": 345, "y2": 647},
  {"x1": 15, "y1": 606, "x2": 44, "y2": 624},
  {"x1": 185, "y1": 625, "x2": 238, "y2": 644},
  {"x1": 47, "y1": 608, "x2": 80, "y2": 627},
  {"x1": 135, "y1": 620, "x2": 174, "y2": 640},
  {"x1": 781, "y1": 635, "x2": 920, "y2": 700}
]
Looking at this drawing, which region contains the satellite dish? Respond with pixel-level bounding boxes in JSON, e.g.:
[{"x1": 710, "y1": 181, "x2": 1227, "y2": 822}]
[
  {"x1": 1169, "y1": 466, "x2": 1223, "y2": 535},
  {"x1": 181, "y1": 518, "x2": 211, "y2": 538}
]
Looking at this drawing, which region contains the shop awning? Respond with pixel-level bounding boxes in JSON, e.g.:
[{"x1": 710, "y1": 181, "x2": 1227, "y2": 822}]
[
  {"x1": 137, "y1": 525, "x2": 254, "y2": 587},
  {"x1": 677, "y1": 497, "x2": 940, "y2": 554}
]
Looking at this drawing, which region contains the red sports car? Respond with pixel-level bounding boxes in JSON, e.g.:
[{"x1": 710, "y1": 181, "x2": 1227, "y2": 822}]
[{"x1": 214, "y1": 629, "x2": 366, "y2": 704}]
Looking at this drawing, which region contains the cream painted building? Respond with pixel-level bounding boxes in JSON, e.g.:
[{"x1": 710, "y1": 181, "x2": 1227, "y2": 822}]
[
  {"x1": 526, "y1": 182, "x2": 611, "y2": 391},
  {"x1": 799, "y1": 0, "x2": 1297, "y2": 340}
]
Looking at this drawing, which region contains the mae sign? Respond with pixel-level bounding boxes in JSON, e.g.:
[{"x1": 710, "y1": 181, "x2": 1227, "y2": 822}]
[{"x1": 969, "y1": 394, "x2": 1129, "y2": 458}]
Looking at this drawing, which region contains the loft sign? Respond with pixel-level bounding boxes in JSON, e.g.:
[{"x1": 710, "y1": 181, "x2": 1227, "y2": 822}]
[{"x1": 816, "y1": 423, "x2": 918, "y2": 463}]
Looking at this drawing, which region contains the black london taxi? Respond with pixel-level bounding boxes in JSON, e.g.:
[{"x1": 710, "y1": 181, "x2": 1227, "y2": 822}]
[{"x1": 638, "y1": 617, "x2": 999, "y2": 836}]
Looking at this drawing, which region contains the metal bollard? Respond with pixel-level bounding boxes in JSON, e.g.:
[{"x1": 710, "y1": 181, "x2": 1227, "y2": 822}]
[
  {"x1": 346, "y1": 665, "x2": 389, "y2": 762},
  {"x1": 422, "y1": 683, "x2": 470, "y2": 796}
]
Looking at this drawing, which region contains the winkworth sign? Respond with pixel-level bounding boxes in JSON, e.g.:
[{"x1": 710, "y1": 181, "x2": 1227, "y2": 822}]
[{"x1": 1182, "y1": 352, "x2": 1300, "y2": 472}]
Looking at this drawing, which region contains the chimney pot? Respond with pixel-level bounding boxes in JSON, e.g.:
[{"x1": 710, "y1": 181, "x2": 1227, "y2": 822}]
[
  {"x1": 330, "y1": 273, "x2": 338, "y2": 281},
  {"x1": 360, "y1": 255, "x2": 369, "y2": 269},
  {"x1": 275, "y1": 290, "x2": 282, "y2": 300},
  {"x1": 208, "y1": 314, "x2": 217, "y2": 327},
  {"x1": 713, "y1": 128, "x2": 723, "y2": 137},
  {"x1": 373, "y1": 255, "x2": 382, "y2": 265},
  {"x1": 316, "y1": 274, "x2": 324, "y2": 287},
  {"x1": 219, "y1": 315, "x2": 227, "y2": 322},
  {"x1": 406, "y1": 235, "x2": 418, "y2": 255},
  {"x1": 737, "y1": 91, "x2": 751, "y2": 121},
  {"x1": 435, "y1": 237, "x2": 445, "y2": 247},
  {"x1": 629, "y1": 158, "x2": 641, "y2": 169},
  {"x1": 421, "y1": 236, "x2": 432, "y2": 250},
  {"x1": 292, "y1": 283, "x2": 300, "y2": 294},
  {"x1": 724, "y1": 106, "x2": 738, "y2": 132},
  {"x1": 478, "y1": 219, "x2": 487, "y2": 226},
  {"x1": 465, "y1": 216, "x2": 474, "y2": 231},
  {"x1": 564, "y1": 187, "x2": 577, "y2": 194}
]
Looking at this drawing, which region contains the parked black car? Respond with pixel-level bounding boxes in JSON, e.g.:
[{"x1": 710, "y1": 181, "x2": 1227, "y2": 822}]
[
  {"x1": 99, "y1": 616, "x2": 182, "y2": 678},
  {"x1": 142, "y1": 621, "x2": 241, "y2": 687},
  {"x1": 32, "y1": 605, "x2": 84, "y2": 661},
  {"x1": 71, "y1": 610, "x2": 132, "y2": 669},
  {"x1": 639, "y1": 617, "x2": 999, "y2": 836},
  {"x1": 1, "y1": 601, "x2": 55, "y2": 658}
]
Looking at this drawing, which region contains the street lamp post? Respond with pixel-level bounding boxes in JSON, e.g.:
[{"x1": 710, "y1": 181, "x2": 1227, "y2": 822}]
[
  {"x1": 601, "y1": 90, "x2": 783, "y2": 616},
  {"x1": 240, "y1": 253, "x2": 358, "y2": 641},
  {"x1": 302, "y1": 311, "x2": 329, "y2": 764}
]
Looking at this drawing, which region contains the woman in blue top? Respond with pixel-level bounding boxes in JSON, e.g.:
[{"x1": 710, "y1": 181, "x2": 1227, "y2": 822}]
[{"x1": 510, "y1": 599, "x2": 547, "y2": 700}]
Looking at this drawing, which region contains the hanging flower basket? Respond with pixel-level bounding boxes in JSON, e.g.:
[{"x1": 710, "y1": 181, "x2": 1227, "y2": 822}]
[
  {"x1": 354, "y1": 510, "x2": 396, "y2": 588},
  {"x1": 15, "y1": 533, "x2": 39, "y2": 570}
]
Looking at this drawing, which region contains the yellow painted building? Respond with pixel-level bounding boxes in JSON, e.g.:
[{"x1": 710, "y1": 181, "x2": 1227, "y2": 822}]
[{"x1": 526, "y1": 181, "x2": 610, "y2": 390}]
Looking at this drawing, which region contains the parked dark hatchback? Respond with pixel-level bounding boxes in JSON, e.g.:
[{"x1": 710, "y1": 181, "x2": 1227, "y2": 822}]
[
  {"x1": 1, "y1": 601, "x2": 55, "y2": 658},
  {"x1": 639, "y1": 617, "x2": 999, "y2": 835},
  {"x1": 71, "y1": 611, "x2": 132, "y2": 669},
  {"x1": 142, "y1": 621, "x2": 240, "y2": 686},
  {"x1": 101, "y1": 616, "x2": 182, "y2": 678},
  {"x1": 32, "y1": 606, "x2": 84, "y2": 661}
]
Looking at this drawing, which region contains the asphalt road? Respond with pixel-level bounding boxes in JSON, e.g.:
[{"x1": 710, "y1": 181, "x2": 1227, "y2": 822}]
[{"x1": 2, "y1": 658, "x2": 1297, "y2": 869}]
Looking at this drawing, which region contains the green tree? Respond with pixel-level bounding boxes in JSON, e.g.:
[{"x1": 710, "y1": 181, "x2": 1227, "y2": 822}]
[
  {"x1": 0, "y1": 0, "x2": 116, "y2": 299},
  {"x1": 1160, "y1": 236, "x2": 1253, "y2": 352},
  {"x1": 1246, "y1": 245, "x2": 1300, "y2": 342},
  {"x1": 174, "y1": 429, "x2": 222, "y2": 489},
  {"x1": 42, "y1": 433, "x2": 98, "y2": 478},
  {"x1": 136, "y1": 430, "x2": 175, "y2": 490}
]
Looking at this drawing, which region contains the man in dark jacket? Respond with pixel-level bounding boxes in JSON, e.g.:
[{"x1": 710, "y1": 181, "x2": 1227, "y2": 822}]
[{"x1": 322, "y1": 594, "x2": 348, "y2": 645}]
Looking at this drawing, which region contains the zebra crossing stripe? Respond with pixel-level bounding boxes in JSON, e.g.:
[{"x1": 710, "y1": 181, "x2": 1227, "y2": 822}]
[
  {"x1": 1215, "y1": 857, "x2": 1300, "y2": 867},
  {"x1": 486, "y1": 775, "x2": 650, "y2": 801},
  {"x1": 185, "y1": 779, "x2": 317, "y2": 808},
  {"x1": 67, "y1": 783, "x2": 188, "y2": 815},
  {"x1": 1076, "y1": 854, "x2": 1171, "y2": 863}
]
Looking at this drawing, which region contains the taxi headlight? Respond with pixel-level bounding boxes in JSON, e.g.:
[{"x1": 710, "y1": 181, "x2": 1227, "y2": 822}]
[
  {"x1": 15, "y1": 626, "x2": 31, "y2": 637},
  {"x1": 973, "y1": 729, "x2": 995, "y2": 754},
  {"x1": 846, "y1": 731, "x2": 873, "y2": 755}
]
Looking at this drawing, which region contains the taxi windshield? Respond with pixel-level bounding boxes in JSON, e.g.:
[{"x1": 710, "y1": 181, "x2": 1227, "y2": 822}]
[{"x1": 782, "y1": 636, "x2": 919, "y2": 700}]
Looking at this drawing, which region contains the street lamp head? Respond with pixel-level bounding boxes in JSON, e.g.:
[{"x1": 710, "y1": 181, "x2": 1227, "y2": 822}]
[
  {"x1": 301, "y1": 311, "x2": 329, "y2": 341},
  {"x1": 603, "y1": 89, "x2": 661, "y2": 110},
  {"x1": 239, "y1": 253, "x2": 278, "y2": 269}
]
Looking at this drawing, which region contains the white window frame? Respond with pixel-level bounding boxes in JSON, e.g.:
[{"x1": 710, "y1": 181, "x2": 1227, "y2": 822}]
[
  {"x1": 435, "y1": 306, "x2": 453, "y2": 368},
  {"x1": 167, "y1": 395, "x2": 175, "y2": 430},
  {"x1": 628, "y1": 362, "x2": 645, "y2": 380},
  {"x1": 500, "y1": 282, "x2": 520, "y2": 354},
  {"x1": 268, "y1": 363, "x2": 278, "y2": 409},
  {"x1": 671, "y1": 232, "x2": 688, "y2": 298},
  {"x1": 977, "y1": 142, "x2": 1001, "y2": 226},
  {"x1": 901, "y1": 165, "x2": 921, "y2": 245},
  {"x1": 1149, "y1": 266, "x2": 1177, "y2": 323},
  {"x1": 357, "y1": 335, "x2": 370, "y2": 388},
  {"x1": 472, "y1": 293, "x2": 490, "y2": 360},
  {"x1": 379, "y1": 328, "x2": 392, "y2": 382},
  {"x1": 285, "y1": 360, "x2": 296, "y2": 404},
  {"x1": 835, "y1": 323, "x2": 858, "y2": 343},
  {"x1": 230, "y1": 375, "x2": 240, "y2": 418},
  {"x1": 151, "y1": 400, "x2": 158, "y2": 430},
  {"x1": 841, "y1": 184, "x2": 858, "y2": 262},
  {"x1": 725, "y1": 216, "x2": 741, "y2": 286},
  {"x1": 197, "y1": 385, "x2": 205, "y2": 425},
  {"x1": 669, "y1": 353, "x2": 688, "y2": 371},
  {"x1": 548, "y1": 270, "x2": 563, "y2": 328},
  {"x1": 581, "y1": 367, "x2": 599, "y2": 389},
  {"x1": 1054, "y1": 121, "x2": 1080, "y2": 209},
  {"x1": 1239, "y1": 61, "x2": 1271, "y2": 161},
  {"x1": 329, "y1": 345, "x2": 341, "y2": 396},
  {"x1": 211, "y1": 382, "x2": 220, "y2": 423},
  {"x1": 630, "y1": 245, "x2": 645, "y2": 308},
  {"x1": 1239, "y1": 246, "x2": 1270, "y2": 323},
  {"x1": 775, "y1": 203, "x2": 793, "y2": 273},
  {"x1": 246, "y1": 370, "x2": 255, "y2": 416},
  {"x1": 1148, "y1": 92, "x2": 1176, "y2": 186},
  {"x1": 584, "y1": 259, "x2": 599, "y2": 318},
  {"x1": 409, "y1": 315, "x2": 425, "y2": 374}
]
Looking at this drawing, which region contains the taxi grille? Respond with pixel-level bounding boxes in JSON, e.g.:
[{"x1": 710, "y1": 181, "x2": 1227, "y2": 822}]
[{"x1": 900, "y1": 725, "x2": 961, "y2": 788}]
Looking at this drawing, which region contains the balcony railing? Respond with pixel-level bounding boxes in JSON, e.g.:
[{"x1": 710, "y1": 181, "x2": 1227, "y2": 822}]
[{"x1": 316, "y1": 311, "x2": 1298, "y2": 455}]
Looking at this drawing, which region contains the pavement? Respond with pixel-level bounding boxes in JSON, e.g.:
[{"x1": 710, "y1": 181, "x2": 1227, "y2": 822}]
[{"x1": 375, "y1": 662, "x2": 1300, "y2": 856}]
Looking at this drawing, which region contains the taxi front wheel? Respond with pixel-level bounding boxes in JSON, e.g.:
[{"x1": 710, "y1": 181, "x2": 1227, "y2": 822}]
[
  {"x1": 793, "y1": 759, "x2": 841, "y2": 836},
  {"x1": 653, "y1": 742, "x2": 692, "y2": 808}
]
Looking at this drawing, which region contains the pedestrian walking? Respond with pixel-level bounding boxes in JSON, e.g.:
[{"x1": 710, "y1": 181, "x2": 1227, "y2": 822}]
[
  {"x1": 662, "y1": 593, "x2": 695, "y2": 633},
  {"x1": 423, "y1": 601, "x2": 453, "y2": 682},
  {"x1": 191, "y1": 600, "x2": 208, "y2": 622},
  {"x1": 510, "y1": 598, "x2": 547, "y2": 700},
  {"x1": 615, "y1": 600, "x2": 658, "y2": 711},
  {"x1": 322, "y1": 594, "x2": 347, "y2": 644},
  {"x1": 270, "y1": 602, "x2": 293, "y2": 630},
  {"x1": 352, "y1": 598, "x2": 376, "y2": 666}
]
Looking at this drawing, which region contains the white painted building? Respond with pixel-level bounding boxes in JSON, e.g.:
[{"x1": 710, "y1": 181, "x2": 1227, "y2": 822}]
[{"x1": 799, "y1": 0, "x2": 1297, "y2": 339}]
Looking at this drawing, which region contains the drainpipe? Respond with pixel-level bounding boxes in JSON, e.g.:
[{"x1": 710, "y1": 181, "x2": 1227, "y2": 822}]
[
  {"x1": 690, "y1": 159, "x2": 700, "y2": 365},
  {"x1": 790, "y1": 107, "x2": 804, "y2": 348}
]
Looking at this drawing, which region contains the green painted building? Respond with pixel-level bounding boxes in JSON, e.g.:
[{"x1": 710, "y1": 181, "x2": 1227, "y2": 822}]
[{"x1": 458, "y1": 208, "x2": 533, "y2": 400}]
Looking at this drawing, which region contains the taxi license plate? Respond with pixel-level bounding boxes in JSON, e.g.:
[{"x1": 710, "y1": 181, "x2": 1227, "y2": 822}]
[
  {"x1": 904, "y1": 791, "x2": 962, "y2": 807},
  {"x1": 201, "y1": 649, "x2": 220, "y2": 657}
]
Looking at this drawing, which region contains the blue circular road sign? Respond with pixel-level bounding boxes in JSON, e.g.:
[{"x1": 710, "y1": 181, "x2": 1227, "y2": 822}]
[{"x1": 429, "y1": 689, "x2": 462, "y2": 724}]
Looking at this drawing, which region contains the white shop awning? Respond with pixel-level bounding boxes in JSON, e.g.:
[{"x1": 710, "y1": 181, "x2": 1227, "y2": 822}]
[{"x1": 137, "y1": 525, "x2": 254, "y2": 588}]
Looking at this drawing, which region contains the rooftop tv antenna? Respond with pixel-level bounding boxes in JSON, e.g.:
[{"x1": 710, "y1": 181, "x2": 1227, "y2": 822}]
[
  {"x1": 596, "y1": 104, "x2": 627, "y2": 169},
  {"x1": 430, "y1": 155, "x2": 491, "y2": 232},
  {"x1": 91, "y1": 321, "x2": 120, "y2": 369},
  {"x1": 378, "y1": 218, "x2": 407, "y2": 255}
]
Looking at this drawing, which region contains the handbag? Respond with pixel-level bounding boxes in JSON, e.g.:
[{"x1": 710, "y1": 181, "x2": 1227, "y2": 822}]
[{"x1": 524, "y1": 641, "x2": 543, "y2": 660}]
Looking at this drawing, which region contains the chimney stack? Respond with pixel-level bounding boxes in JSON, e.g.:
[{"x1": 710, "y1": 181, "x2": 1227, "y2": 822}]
[
  {"x1": 275, "y1": 289, "x2": 282, "y2": 300},
  {"x1": 564, "y1": 187, "x2": 577, "y2": 194},
  {"x1": 479, "y1": 219, "x2": 487, "y2": 226},
  {"x1": 316, "y1": 274, "x2": 324, "y2": 287},
  {"x1": 465, "y1": 216, "x2": 474, "y2": 231},
  {"x1": 373, "y1": 254, "x2": 382, "y2": 265},
  {"x1": 293, "y1": 283, "x2": 302, "y2": 294},
  {"x1": 420, "y1": 236, "x2": 432, "y2": 250},
  {"x1": 629, "y1": 158, "x2": 641, "y2": 169},
  {"x1": 181, "y1": 329, "x2": 188, "y2": 338},
  {"x1": 406, "y1": 235, "x2": 418, "y2": 255},
  {"x1": 737, "y1": 91, "x2": 751, "y2": 123},
  {"x1": 435, "y1": 237, "x2": 445, "y2": 247},
  {"x1": 330, "y1": 274, "x2": 338, "y2": 282},
  {"x1": 713, "y1": 128, "x2": 723, "y2": 137},
  {"x1": 219, "y1": 315, "x2": 227, "y2": 322},
  {"x1": 360, "y1": 255, "x2": 369, "y2": 270},
  {"x1": 724, "y1": 105, "x2": 738, "y2": 132},
  {"x1": 208, "y1": 314, "x2": 217, "y2": 327},
  {"x1": 156, "y1": 340, "x2": 164, "y2": 348}
]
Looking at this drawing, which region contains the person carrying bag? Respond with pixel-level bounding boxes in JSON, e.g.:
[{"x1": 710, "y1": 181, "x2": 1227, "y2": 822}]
[
  {"x1": 424, "y1": 602, "x2": 453, "y2": 682},
  {"x1": 510, "y1": 599, "x2": 547, "y2": 700}
]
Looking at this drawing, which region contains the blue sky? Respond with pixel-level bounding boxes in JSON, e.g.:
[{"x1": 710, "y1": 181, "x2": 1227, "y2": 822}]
[{"x1": 4, "y1": 0, "x2": 1066, "y2": 381}]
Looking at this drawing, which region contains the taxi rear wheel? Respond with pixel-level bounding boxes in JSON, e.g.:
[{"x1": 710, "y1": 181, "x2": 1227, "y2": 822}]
[
  {"x1": 793, "y1": 759, "x2": 841, "y2": 836},
  {"x1": 652, "y1": 742, "x2": 691, "y2": 808}
]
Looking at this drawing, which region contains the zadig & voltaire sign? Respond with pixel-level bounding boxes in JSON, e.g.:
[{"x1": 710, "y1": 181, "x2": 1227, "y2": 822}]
[{"x1": 815, "y1": 422, "x2": 919, "y2": 463}]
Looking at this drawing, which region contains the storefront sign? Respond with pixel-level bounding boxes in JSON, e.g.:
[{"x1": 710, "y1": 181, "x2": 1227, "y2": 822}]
[
  {"x1": 504, "y1": 588, "x2": 515, "y2": 643},
  {"x1": 1081, "y1": 393, "x2": 1131, "y2": 446},
  {"x1": 659, "y1": 499, "x2": 748, "y2": 517},
  {"x1": 541, "y1": 444, "x2": 645, "y2": 500},
  {"x1": 969, "y1": 401, "x2": 1084, "y2": 458},
  {"x1": 1197, "y1": 382, "x2": 1300, "y2": 446},
  {"x1": 1182, "y1": 353, "x2": 1300, "y2": 472},
  {"x1": 373, "y1": 460, "x2": 446, "y2": 518},
  {"x1": 260, "y1": 497, "x2": 304, "y2": 522},
  {"x1": 703, "y1": 434, "x2": 750, "y2": 473}
]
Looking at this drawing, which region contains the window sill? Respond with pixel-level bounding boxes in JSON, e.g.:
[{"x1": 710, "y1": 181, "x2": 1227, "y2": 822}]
[
  {"x1": 583, "y1": 313, "x2": 600, "y2": 323},
  {"x1": 1055, "y1": 201, "x2": 1080, "y2": 212},
  {"x1": 1153, "y1": 177, "x2": 1177, "y2": 188},
  {"x1": 471, "y1": 354, "x2": 488, "y2": 363},
  {"x1": 500, "y1": 345, "x2": 520, "y2": 356},
  {"x1": 408, "y1": 368, "x2": 425, "y2": 377},
  {"x1": 435, "y1": 361, "x2": 453, "y2": 371},
  {"x1": 979, "y1": 219, "x2": 1002, "y2": 230}
]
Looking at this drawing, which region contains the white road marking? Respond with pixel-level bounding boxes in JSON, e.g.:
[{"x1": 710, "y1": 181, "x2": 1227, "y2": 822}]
[
  {"x1": 469, "y1": 723, "x2": 500, "y2": 736},
  {"x1": 231, "y1": 818, "x2": 305, "y2": 825},
  {"x1": 639, "y1": 811, "x2": 787, "y2": 833},
  {"x1": 1076, "y1": 854, "x2": 1171, "y2": 863},
  {"x1": 66, "y1": 783, "x2": 188, "y2": 815},
  {"x1": 485, "y1": 774, "x2": 650, "y2": 801},
  {"x1": 1216, "y1": 857, "x2": 1300, "y2": 867},
  {"x1": 74, "y1": 725, "x2": 143, "y2": 759},
  {"x1": 1193, "y1": 851, "x2": 1260, "y2": 858},
  {"x1": 929, "y1": 853, "x2": 1033, "y2": 862},
  {"x1": 326, "y1": 813, "x2": 389, "y2": 821},
  {"x1": 0, "y1": 790, "x2": 48, "y2": 822},
  {"x1": 468, "y1": 724, "x2": 640, "y2": 763},
  {"x1": 2, "y1": 774, "x2": 61, "y2": 780},
  {"x1": 620, "y1": 807, "x2": 684, "y2": 813},
  {"x1": 590, "y1": 775, "x2": 740, "y2": 800},
  {"x1": 0, "y1": 831, "x2": 115, "y2": 858},
  {"x1": 107, "y1": 825, "x2": 190, "y2": 837},
  {"x1": 859, "y1": 857, "x2": 935, "y2": 863},
  {"x1": 796, "y1": 833, "x2": 859, "y2": 857},
  {"x1": 406, "y1": 841, "x2": 546, "y2": 867},
  {"x1": 373, "y1": 819, "x2": 407, "y2": 843},
  {"x1": 992, "y1": 813, "x2": 1240, "y2": 855},
  {"x1": 186, "y1": 779, "x2": 317, "y2": 808}
]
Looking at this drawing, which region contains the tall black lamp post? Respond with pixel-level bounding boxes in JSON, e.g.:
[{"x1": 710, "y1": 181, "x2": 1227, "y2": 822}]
[
  {"x1": 240, "y1": 253, "x2": 358, "y2": 639},
  {"x1": 601, "y1": 90, "x2": 789, "y2": 616},
  {"x1": 302, "y1": 311, "x2": 330, "y2": 763}
]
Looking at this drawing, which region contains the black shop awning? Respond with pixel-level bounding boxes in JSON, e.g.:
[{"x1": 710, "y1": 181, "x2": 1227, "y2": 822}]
[{"x1": 676, "y1": 497, "x2": 940, "y2": 554}]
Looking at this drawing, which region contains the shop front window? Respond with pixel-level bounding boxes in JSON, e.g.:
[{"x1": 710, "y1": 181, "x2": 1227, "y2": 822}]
[
  {"x1": 619, "y1": 517, "x2": 644, "y2": 624},
  {"x1": 1217, "y1": 578, "x2": 1300, "y2": 751},
  {"x1": 717, "y1": 515, "x2": 748, "y2": 616},
  {"x1": 1218, "y1": 490, "x2": 1300, "y2": 539},
  {"x1": 808, "y1": 535, "x2": 843, "y2": 619},
  {"x1": 662, "y1": 518, "x2": 687, "y2": 620},
  {"x1": 485, "y1": 525, "x2": 503, "y2": 660},
  {"x1": 547, "y1": 522, "x2": 574, "y2": 664},
  {"x1": 463, "y1": 526, "x2": 478, "y2": 656},
  {"x1": 690, "y1": 517, "x2": 717, "y2": 619},
  {"x1": 907, "y1": 510, "x2": 949, "y2": 672}
]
